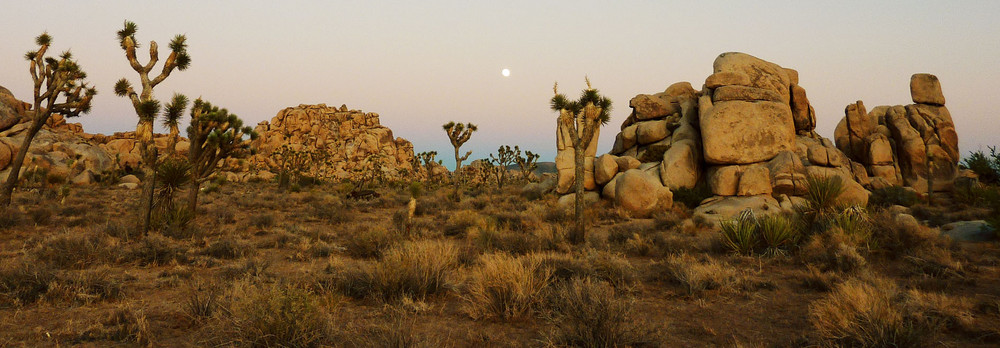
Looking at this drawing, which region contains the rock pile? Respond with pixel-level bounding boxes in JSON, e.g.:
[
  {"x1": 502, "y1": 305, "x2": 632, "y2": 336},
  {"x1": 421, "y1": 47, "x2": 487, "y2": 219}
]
[
  {"x1": 563, "y1": 52, "x2": 958, "y2": 221},
  {"x1": 834, "y1": 74, "x2": 959, "y2": 193},
  {"x1": 247, "y1": 104, "x2": 417, "y2": 181}
]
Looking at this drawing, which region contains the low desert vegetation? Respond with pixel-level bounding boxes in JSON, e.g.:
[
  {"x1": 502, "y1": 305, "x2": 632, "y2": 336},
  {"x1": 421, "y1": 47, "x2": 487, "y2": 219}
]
[{"x1": 0, "y1": 163, "x2": 997, "y2": 346}]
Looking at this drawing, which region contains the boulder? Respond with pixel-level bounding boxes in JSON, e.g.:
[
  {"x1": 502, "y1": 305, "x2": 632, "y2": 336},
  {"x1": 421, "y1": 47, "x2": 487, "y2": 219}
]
[
  {"x1": 700, "y1": 100, "x2": 795, "y2": 164},
  {"x1": 712, "y1": 52, "x2": 792, "y2": 104},
  {"x1": 636, "y1": 120, "x2": 669, "y2": 145},
  {"x1": 940, "y1": 221, "x2": 995, "y2": 242},
  {"x1": 662, "y1": 82, "x2": 699, "y2": 99},
  {"x1": 737, "y1": 165, "x2": 771, "y2": 196},
  {"x1": 614, "y1": 156, "x2": 641, "y2": 171},
  {"x1": 704, "y1": 71, "x2": 750, "y2": 89},
  {"x1": 557, "y1": 192, "x2": 601, "y2": 208},
  {"x1": 789, "y1": 84, "x2": 815, "y2": 132},
  {"x1": 693, "y1": 195, "x2": 782, "y2": 225},
  {"x1": 595, "y1": 154, "x2": 619, "y2": 185},
  {"x1": 659, "y1": 139, "x2": 700, "y2": 190},
  {"x1": 614, "y1": 169, "x2": 673, "y2": 217},
  {"x1": 630, "y1": 94, "x2": 676, "y2": 120},
  {"x1": 712, "y1": 85, "x2": 783, "y2": 103},
  {"x1": 910, "y1": 73, "x2": 945, "y2": 106},
  {"x1": 121, "y1": 174, "x2": 141, "y2": 185},
  {"x1": 118, "y1": 182, "x2": 139, "y2": 190},
  {"x1": 602, "y1": 172, "x2": 622, "y2": 200},
  {"x1": 71, "y1": 170, "x2": 95, "y2": 186},
  {"x1": 707, "y1": 165, "x2": 741, "y2": 196},
  {"x1": 0, "y1": 141, "x2": 11, "y2": 170}
]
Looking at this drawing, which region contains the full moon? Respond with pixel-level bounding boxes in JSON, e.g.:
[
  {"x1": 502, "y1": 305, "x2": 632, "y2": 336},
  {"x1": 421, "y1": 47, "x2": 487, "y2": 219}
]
[{"x1": 501, "y1": 68, "x2": 510, "y2": 77}]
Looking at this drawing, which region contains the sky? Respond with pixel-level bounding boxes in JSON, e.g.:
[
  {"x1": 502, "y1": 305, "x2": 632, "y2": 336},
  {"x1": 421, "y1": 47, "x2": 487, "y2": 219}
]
[{"x1": 2, "y1": 1, "x2": 998, "y2": 170}]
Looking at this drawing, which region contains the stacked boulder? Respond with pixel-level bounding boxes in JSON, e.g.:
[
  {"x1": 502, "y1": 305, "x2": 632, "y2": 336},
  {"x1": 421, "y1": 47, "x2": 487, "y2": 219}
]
[
  {"x1": 248, "y1": 104, "x2": 417, "y2": 181},
  {"x1": 834, "y1": 74, "x2": 959, "y2": 193},
  {"x1": 579, "y1": 52, "x2": 881, "y2": 221}
]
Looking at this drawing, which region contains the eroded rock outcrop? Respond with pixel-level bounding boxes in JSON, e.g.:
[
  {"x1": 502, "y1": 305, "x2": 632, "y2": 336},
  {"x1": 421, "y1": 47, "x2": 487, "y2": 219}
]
[
  {"x1": 835, "y1": 74, "x2": 958, "y2": 193},
  {"x1": 248, "y1": 104, "x2": 416, "y2": 181}
]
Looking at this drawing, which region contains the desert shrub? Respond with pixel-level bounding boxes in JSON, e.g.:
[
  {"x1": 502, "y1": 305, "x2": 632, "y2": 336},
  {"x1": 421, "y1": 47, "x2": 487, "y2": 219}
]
[
  {"x1": 869, "y1": 185, "x2": 920, "y2": 208},
  {"x1": 79, "y1": 303, "x2": 153, "y2": 345},
  {"x1": 530, "y1": 250, "x2": 637, "y2": 289},
  {"x1": 221, "y1": 258, "x2": 273, "y2": 281},
  {"x1": 45, "y1": 267, "x2": 127, "y2": 306},
  {"x1": 0, "y1": 258, "x2": 56, "y2": 307},
  {"x1": 961, "y1": 147, "x2": 1000, "y2": 184},
  {"x1": 183, "y1": 283, "x2": 220, "y2": 320},
  {"x1": 904, "y1": 247, "x2": 966, "y2": 279},
  {"x1": 870, "y1": 210, "x2": 949, "y2": 256},
  {"x1": 652, "y1": 207, "x2": 688, "y2": 230},
  {"x1": 120, "y1": 234, "x2": 188, "y2": 266},
  {"x1": 809, "y1": 276, "x2": 967, "y2": 347},
  {"x1": 443, "y1": 210, "x2": 487, "y2": 236},
  {"x1": 212, "y1": 205, "x2": 237, "y2": 224},
  {"x1": 249, "y1": 213, "x2": 275, "y2": 228},
  {"x1": 345, "y1": 315, "x2": 431, "y2": 348},
  {"x1": 719, "y1": 210, "x2": 799, "y2": 255},
  {"x1": 29, "y1": 231, "x2": 111, "y2": 269},
  {"x1": 28, "y1": 206, "x2": 53, "y2": 225},
  {"x1": 541, "y1": 278, "x2": 661, "y2": 347},
  {"x1": 660, "y1": 253, "x2": 743, "y2": 296},
  {"x1": 344, "y1": 224, "x2": 399, "y2": 259},
  {"x1": 471, "y1": 222, "x2": 543, "y2": 255},
  {"x1": 828, "y1": 206, "x2": 874, "y2": 248},
  {"x1": 0, "y1": 206, "x2": 23, "y2": 229},
  {"x1": 799, "y1": 265, "x2": 840, "y2": 292},
  {"x1": 799, "y1": 228, "x2": 868, "y2": 273},
  {"x1": 209, "y1": 281, "x2": 330, "y2": 347},
  {"x1": 158, "y1": 206, "x2": 198, "y2": 239},
  {"x1": 202, "y1": 237, "x2": 255, "y2": 259},
  {"x1": 672, "y1": 182, "x2": 712, "y2": 210},
  {"x1": 366, "y1": 240, "x2": 460, "y2": 301},
  {"x1": 311, "y1": 196, "x2": 352, "y2": 224},
  {"x1": 463, "y1": 253, "x2": 551, "y2": 320}
]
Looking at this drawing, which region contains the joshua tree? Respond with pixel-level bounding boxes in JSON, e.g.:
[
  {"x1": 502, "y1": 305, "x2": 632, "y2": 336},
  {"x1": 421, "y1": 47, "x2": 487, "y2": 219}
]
[
  {"x1": 515, "y1": 147, "x2": 540, "y2": 182},
  {"x1": 550, "y1": 77, "x2": 612, "y2": 244},
  {"x1": 186, "y1": 99, "x2": 256, "y2": 215},
  {"x1": 442, "y1": 121, "x2": 477, "y2": 171},
  {"x1": 1, "y1": 33, "x2": 96, "y2": 206},
  {"x1": 113, "y1": 20, "x2": 191, "y2": 232},
  {"x1": 162, "y1": 93, "x2": 188, "y2": 157},
  {"x1": 488, "y1": 145, "x2": 518, "y2": 188}
]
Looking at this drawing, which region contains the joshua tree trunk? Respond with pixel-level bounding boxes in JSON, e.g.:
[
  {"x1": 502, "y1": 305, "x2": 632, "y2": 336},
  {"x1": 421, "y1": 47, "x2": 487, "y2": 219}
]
[
  {"x1": 0, "y1": 121, "x2": 45, "y2": 206},
  {"x1": 571, "y1": 145, "x2": 586, "y2": 244},
  {"x1": 138, "y1": 120, "x2": 156, "y2": 233},
  {"x1": 454, "y1": 147, "x2": 462, "y2": 172},
  {"x1": 186, "y1": 178, "x2": 199, "y2": 217}
]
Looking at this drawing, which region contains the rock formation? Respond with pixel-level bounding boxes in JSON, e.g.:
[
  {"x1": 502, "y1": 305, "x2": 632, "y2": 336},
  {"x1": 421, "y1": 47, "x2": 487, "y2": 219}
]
[
  {"x1": 583, "y1": 52, "x2": 959, "y2": 221},
  {"x1": 834, "y1": 74, "x2": 959, "y2": 193},
  {"x1": 248, "y1": 104, "x2": 417, "y2": 181}
]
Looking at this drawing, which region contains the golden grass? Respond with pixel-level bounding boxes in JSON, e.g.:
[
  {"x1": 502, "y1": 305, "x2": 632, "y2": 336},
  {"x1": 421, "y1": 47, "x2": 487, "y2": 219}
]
[{"x1": 463, "y1": 253, "x2": 551, "y2": 320}]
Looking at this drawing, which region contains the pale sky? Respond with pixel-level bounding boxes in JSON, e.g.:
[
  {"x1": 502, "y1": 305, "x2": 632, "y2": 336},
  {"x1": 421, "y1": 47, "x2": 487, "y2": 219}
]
[{"x1": 2, "y1": 1, "x2": 998, "y2": 169}]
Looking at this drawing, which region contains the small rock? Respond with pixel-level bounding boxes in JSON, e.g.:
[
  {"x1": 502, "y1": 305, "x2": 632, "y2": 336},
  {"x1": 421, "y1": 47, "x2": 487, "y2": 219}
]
[{"x1": 940, "y1": 221, "x2": 995, "y2": 242}]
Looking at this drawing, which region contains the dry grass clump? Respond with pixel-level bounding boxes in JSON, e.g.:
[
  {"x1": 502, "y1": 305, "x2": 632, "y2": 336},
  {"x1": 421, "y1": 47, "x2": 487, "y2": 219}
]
[
  {"x1": 206, "y1": 281, "x2": 331, "y2": 347},
  {"x1": 530, "y1": 250, "x2": 638, "y2": 289},
  {"x1": 29, "y1": 230, "x2": 112, "y2": 269},
  {"x1": 220, "y1": 257, "x2": 273, "y2": 281},
  {"x1": 44, "y1": 267, "x2": 128, "y2": 306},
  {"x1": 541, "y1": 277, "x2": 662, "y2": 347},
  {"x1": 78, "y1": 303, "x2": 153, "y2": 345},
  {"x1": 343, "y1": 223, "x2": 399, "y2": 258},
  {"x1": 463, "y1": 253, "x2": 551, "y2": 320},
  {"x1": 0, "y1": 206, "x2": 24, "y2": 229},
  {"x1": 444, "y1": 210, "x2": 488, "y2": 236},
  {"x1": 119, "y1": 234, "x2": 189, "y2": 266},
  {"x1": 809, "y1": 276, "x2": 973, "y2": 347},
  {"x1": 659, "y1": 253, "x2": 748, "y2": 296},
  {"x1": 202, "y1": 237, "x2": 256, "y2": 259},
  {"x1": 799, "y1": 228, "x2": 868, "y2": 273},
  {"x1": 0, "y1": 257, "x2": 56, "y2": 307},
  {"x1": 470, "y1": 221, "x2": 545, "y2": 255},
  {"x1": 310, "y1": 195, "x2": 353, "y2": 224},
  {"x1": 333, "y1": 240, "x2": 460, "y2": 301}
]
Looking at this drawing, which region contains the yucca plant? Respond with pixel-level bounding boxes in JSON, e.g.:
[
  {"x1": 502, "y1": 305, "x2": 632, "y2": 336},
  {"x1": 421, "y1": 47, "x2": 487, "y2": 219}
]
[
  {"x1": 759, "y1": 214, "x2": 799, "y2": 251},
  {"x1": 829, "y1": 205, "x2": 875, "y2": 249},
  {"x1": 186, "y1": 99, "x2": 256, "y2": 216},
  {"x1": 550, "y1": 77, "x2": 612, "y2": 244},
  {"x1": 161, "y1": 94, "x2": 189, "y2": 157},
  {"x1": 797, "y1": 174, "x2": 846, "y2": 232},
  {"x1": 720, "y1": 209, "x2": 760, "y2": 255},
  {"x1": 1, "y1": 33, "x2": 96, "y2": 206},
  {"x1": 155, "y1": 157, "x2": 191, "y2": 211},
  {"x1": 442, "y1": 122, "x2": 477, "y2": 172},
  {"x1": 114, "y1": 20, "x2": 191, "y2": 233}
]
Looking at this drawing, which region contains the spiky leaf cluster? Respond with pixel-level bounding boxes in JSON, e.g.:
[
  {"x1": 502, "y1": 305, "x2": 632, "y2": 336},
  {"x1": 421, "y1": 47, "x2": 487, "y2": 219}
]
[
  {"x1": 163, "y1": 93, "x2": 189, "y2": 128},
  {"x1": 443, "y1": 121, "x2": 478, "y2": 149},
  {"x1": 550, "y1": 78, "x2": 613, "y2": 125},
  {"x1": 24, "y1": 32, "x2": 97, "y2": 120},
  {"x1": 115, "y1": 20, "x2": 192, "y2": 125},
  {"x1": 186, "y1": 99, "x2": 257, "y2": 182}
]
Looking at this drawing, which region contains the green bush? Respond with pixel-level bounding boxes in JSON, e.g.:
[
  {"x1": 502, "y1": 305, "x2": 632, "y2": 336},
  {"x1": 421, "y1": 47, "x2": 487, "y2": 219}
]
[
  {"x1": 869, "y1": 186, "x2": 919, "y2": 208},
  {"x1": 961, "y1": 147, "x2": 999, "y2": 184}
]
